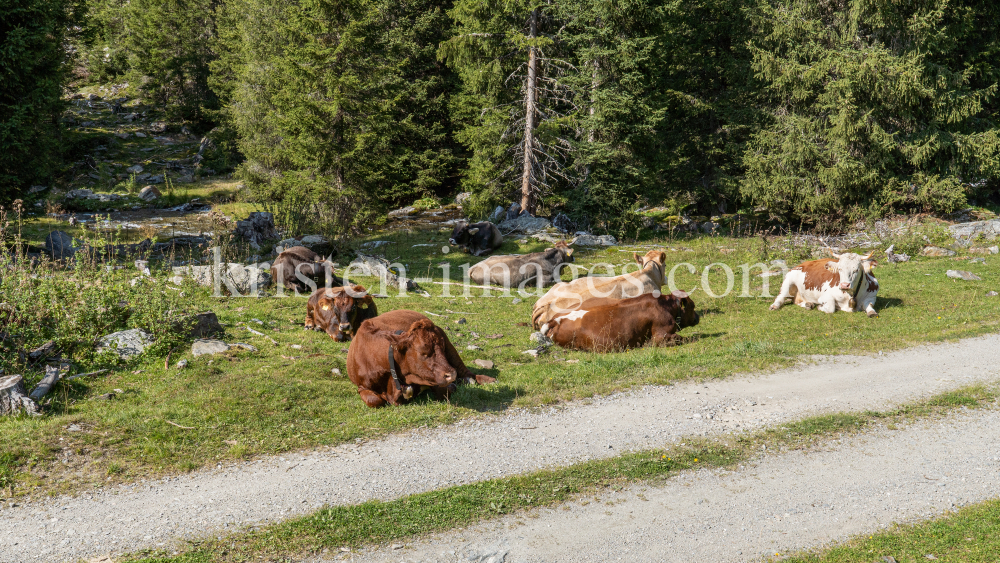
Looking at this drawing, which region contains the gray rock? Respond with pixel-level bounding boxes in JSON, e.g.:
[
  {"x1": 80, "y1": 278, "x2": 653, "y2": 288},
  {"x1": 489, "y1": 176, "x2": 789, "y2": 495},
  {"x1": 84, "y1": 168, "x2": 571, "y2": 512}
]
[
  {"x1": 991, "y1": 246, "x2": 999, "y2": 255},
  {"x1": 44, "y1": 231, "x2": 76, "y2": 260},
  {"x1": 223, "y1": 264, "x2": 272, "y2": 295},
  {"x1": 921, "y1": 246, "x2": 957, "y2": 257},
  {"x1": 27, "y1": 185, "x2": 47, "y2": 194},
  {"x1": 138, "y1": 185, "x2": 161, "y2": 201},
  {"x1": 175, "y1": 359, "x2": 188, "y2": 369},
  {"x1": 388, "y1": 206, "x2": 418, "y2": 219},
  {"x1": 987, "y1": 291, "x2": 998, "y2": 297},
  {"x1": 573, "y1": 233, "x2": 617, "y2": 246},
  {"x1": 949, "y1": 218, "x2": 1000, "y2": 240},
  {"x1": 885, "y1": 244, "x2": 910, "y2": 264},
  {"x1": 946, "y1": 270, "x2": 982, "y2": 281},
  {"x1": 474, "y1": 359, "x2": 494, "y2": 369},
  {"x1": 191, "y1": 339, "x2": 230, "y2": 357},
  {"x1": 299, "y1": 235, "x2": 328, "y2": 247},
  {"x1": 701, "y1": 221, "x2": 720, "y2": 234},
  {"x1": 499, "y1": 214, "x2": 552, "y2": 234},
  {"x1": 28, "y1": 341, "x2": 58, "y2": 362},
  {"x1": 466, "y1": 344, "x2": 481, "y2": 351},
  {"x1": 134, "y1": 131, "x2": 146, "y2": 138},
  {"x1": 490, "y1": 206, "x2": 506, "y2": 222},
  {"x1": 126, "y1": 164, "x2": 144, "y2": 174},
  {"x1": 552, "y1": 213, "x2": 574, "y2": 233},
  {"x1": 97, "y1": 329, "x2": 154, "y2": 359},
  {"x1": 505, "y1": 202, "x2": 522, "y2": 221},
  {"x1": 65, "y1": 188, "x2": 94, "y2": 199},
  {"x1": 234, "y1": 212, "x2": 277, "y2": 247},
  {"x1": 229, "y1": 343, "x2": 257, "y2": 352},
  {"x1": 149, "y1": 122, "x2": 167, "y2": 133},
  {"x1": 529, "y1": 332, "x2": 553, "y2": 347},
  {"x1": 456, "y1": 318, "x2": 467, "y2": 325},
  {"x1": 522, "y1": 349, "x2": 540, "y2": 357}
]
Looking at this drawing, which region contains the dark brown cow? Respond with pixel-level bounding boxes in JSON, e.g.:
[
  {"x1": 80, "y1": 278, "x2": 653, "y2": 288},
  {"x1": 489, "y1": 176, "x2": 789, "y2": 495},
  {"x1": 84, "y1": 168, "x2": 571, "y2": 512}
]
[
  {"x1": 346, "y1": 310, "x2": 497, "y2": 408},
  {"x1": 271, "y1": 246, "x2": 342, "y2": 294},
  {"x1": 304, "y1": 285, "x2": 377, "y2": 342},
  {"x1": 541, "y1": 291, "x2": 699, "y2": 352}
]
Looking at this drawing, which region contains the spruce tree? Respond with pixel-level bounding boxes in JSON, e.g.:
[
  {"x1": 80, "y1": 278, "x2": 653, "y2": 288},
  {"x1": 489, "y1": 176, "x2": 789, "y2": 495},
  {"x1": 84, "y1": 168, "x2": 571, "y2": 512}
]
[
  {"x1": 742, "y1": 0, "x2": 1000, "y2": 227},
  {"x1": 0, "y1": 0, "x2": 77, "y2": 200}
]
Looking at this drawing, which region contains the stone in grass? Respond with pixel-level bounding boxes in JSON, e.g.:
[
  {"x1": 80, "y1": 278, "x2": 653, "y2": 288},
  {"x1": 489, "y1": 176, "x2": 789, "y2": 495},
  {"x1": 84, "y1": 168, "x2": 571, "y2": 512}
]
[
  {"x1": 45, "y1": 230, "x2": 75, "y2": 260},
  {"x1": 191, "y1": 339, "x2": 258, "y2": 357},
  {"x1": 946, "y1": 270, "x2": 982, "y2": 281},
  {"x1": 474, "y1": 359, "x2": 494, "y2": 369},
  {"x1": 987, "y1": 291, "x2": 999, "y2": 297},
  {"x1": 466, "y1": 344, "x2": 481, "y2": 351},
  {"x1": 921, "y1": 246, "x2": 957, "y2": 257},
  {"x1": 138, "y1": 185, "x2": 161, "y2": 201},
  {"x1": 529, "y1": 331, "x2": 553, "y2": 347},
  {"x1": 522, "y1": 349, "x2": 540, "y2": 358},
  {"x1": 97, "y1": 329, "x2": 154, "y2": 359},
  {"x1": 175, "y1": 359, "x2": 189, "y2": 369}
]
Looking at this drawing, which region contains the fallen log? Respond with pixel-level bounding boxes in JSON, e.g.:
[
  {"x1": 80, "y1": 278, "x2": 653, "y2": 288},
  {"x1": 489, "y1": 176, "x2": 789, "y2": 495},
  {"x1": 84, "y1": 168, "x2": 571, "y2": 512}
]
[
  {"x1": 29, "y1": 365, "x2": 61, "y2": 401},
  {"x1": 0, "y1": 375, "x2": 40, "y2": 416}
]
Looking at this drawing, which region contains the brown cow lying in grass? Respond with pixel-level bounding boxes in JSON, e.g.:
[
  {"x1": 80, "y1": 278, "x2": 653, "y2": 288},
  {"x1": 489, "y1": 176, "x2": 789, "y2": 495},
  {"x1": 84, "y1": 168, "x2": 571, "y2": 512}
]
[
  {"x1": 271, "y1": 246, "x2": 341, "y2": 294},
  {"x1": 304, "y1": 285, "x2": 377, "y2": 342},
  {"x1": 346, "y1": 310, "x2": 497, "y2": 408},
  {"x1": 532, "y1": 249, "x2": 667, "y2": 329},
  {"x1": 540, "y1": 291, "x2": 699, "y2": 352}
]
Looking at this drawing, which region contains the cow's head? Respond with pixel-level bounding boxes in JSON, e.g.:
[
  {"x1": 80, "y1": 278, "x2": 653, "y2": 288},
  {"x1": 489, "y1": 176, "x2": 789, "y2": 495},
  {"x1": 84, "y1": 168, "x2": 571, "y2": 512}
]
[
  {"x1": 316, "y1": 285, "x2": 373, "y2": 342},
  {"x1": 825, "y1": 250, "x2": 875, "y2": 292},
  {"x1": 385, "y1": 319, "x2": 458, "y2": 387},
  {"x1": 551, "y1": 241, "x2": 575, "y2": 262},
  {"x1": 669, "y1": 290, "x2": 700, "y2": 328},
  {"x1": 634, "y1": 249, "x2": 668, "y2": 283},
  {"x1": 449, "y1": 222, "x2": 478, "y2": 247}
]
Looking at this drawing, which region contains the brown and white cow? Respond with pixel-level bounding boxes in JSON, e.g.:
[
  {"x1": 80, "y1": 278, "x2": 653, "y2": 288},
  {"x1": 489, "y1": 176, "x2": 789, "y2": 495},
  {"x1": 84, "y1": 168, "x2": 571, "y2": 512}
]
[
  {"x1": 468, "y1": 241, "x2": 574, "y2": 289},
  {"x1": 770, "y1": 251, "x2": 879, "y2": 316},
  {"x1": 271, "y1": 246, "x2": 341, "y2": 294},
  {"x1": 346, "y1": 310, "x2": 497, "y2": 408},
  {"x1": 541, "y1": 291, "x2": 699, "y2": 352},
  {"x1": 531, "y1": 249, "x2": 667, "y2": 329},
  {"x1": 304, "y1": 285, "x2": 377, "y2": 342}
]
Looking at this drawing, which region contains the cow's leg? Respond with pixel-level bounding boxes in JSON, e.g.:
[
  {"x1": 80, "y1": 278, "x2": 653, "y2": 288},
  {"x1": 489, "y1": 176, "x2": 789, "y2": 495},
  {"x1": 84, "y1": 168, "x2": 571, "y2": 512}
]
[
  {"x1": 770, "y1": 277, "x2": 796, "y2": 310},
  {"x1": 358, "y1": 388, "x2": 386, "y2": 408},
  {"x1": 442, "y1": 333, "x2": 496, "y2": 385},
  {"x1": 432, "y1": 383, "x2": 457, "y2": 401},
  {"x1": 650, "y1": 327, "x2": 682, "y2": 347},
  {"x1": 817, "y1": 294, "x2": 838, "y2": 314},
  {"x1": 304, "y1": 305, "x2": 316, "y2": 329}
]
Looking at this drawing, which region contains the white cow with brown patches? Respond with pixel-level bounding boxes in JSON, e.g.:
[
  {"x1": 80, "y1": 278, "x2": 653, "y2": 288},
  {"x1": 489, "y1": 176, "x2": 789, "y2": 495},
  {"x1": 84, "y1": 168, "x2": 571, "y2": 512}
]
[{"x1": 770, "y1": 251, "x2": 879, "y2": 316}]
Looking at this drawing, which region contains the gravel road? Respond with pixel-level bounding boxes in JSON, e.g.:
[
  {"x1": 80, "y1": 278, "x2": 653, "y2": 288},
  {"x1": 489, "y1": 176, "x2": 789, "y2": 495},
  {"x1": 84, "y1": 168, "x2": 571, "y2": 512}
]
[
  {"x1": 2, "y1": 334, "x2": 999, "y2": 563},
  {"x1": 346, "y1": 408, "x2": 1000, "y2": 563}
]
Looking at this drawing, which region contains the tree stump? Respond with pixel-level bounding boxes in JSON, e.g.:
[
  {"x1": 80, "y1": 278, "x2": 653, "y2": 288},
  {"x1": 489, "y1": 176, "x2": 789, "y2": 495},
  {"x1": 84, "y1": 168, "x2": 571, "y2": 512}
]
[{"x1": 0, "y1": 375, "x2": 40, "y2": 416}]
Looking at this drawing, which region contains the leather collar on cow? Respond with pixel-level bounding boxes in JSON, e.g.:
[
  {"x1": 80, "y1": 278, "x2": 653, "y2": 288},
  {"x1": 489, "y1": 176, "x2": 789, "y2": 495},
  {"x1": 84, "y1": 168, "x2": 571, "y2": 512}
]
[{"x1": 387, "y1": 330, "x2": 414, "y2": 400}]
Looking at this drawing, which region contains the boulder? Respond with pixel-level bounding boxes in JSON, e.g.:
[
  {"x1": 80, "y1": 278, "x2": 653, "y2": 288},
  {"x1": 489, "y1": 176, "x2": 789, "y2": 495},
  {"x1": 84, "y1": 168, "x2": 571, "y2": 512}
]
[
  {"x1": 921, "y1": 246, "x2": 957, "y2": 257},
  {"x1": 498, "y1": 214, "x2": 552, "y2": 234},
  {"x1": 126, "y1": 164, "x2": 144, "y2": 174},
  {"x1": 97, "y1": 329, "x2": 153, "y2": 359},
  {"x1": 65, "y1": 189, "x2": 94, "y2": 199},
  {"x1": 138, "y1": 185, "x2": 161, "y2": 201},
  {"x1": 223, "y1": 264, "x2": 272, "y2": 294},
  {"x1": 191, "y1": 339, "x2": 256, "y2": 356},
  {"x1": 388, "y1": 206, "x2": 418, "y2": 219},
  {"x1": 946, "y1": 270, "x2": 982, "y2": 281},
  {"x1": 572, "y1": 233, "x2": 617, "y2": 246},
  {"x1": 149, "y1": 122, "x2": 167, "y2": 133},
  {"x1": 44, "y1": 231, "x2": 76, "y2": 260},
  {"x1": 234, "y1": 212, "x2": 277, "y2": 248},
  {"x1": 27, "y1": 185, "x2": 47, "y2": 194},
  {"x1": 505, "y1": 202, "x2": 522, "y2": 221},
  {"x1": 490, "y1": 206, "x2": 505, "y2": 223},
  {"x1": 552, "y1": 213, "x2": 575, "y2": 233},
  {"x1": 949, "y1": 219, "x2": 1000, "y2": 240},
  {"x1": 299, "y1": 235, "x2": 328, "y2": 247}
]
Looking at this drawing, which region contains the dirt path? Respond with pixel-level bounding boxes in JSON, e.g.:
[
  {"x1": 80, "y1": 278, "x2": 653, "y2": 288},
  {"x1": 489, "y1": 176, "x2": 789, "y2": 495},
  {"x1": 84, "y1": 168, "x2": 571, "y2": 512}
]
[
  {"x1": 347, "y1": 408, "x2": 1000, "y2": 563},
  {"x1": 2, "y1": 334, "x2": 999, "y2": 563}
]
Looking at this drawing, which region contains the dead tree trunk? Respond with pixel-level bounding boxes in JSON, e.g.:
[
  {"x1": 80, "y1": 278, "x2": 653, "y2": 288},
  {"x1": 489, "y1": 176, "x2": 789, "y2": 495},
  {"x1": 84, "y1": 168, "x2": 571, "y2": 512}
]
[
  {"x1": 29, "y1": 365, "x2": 61, "y2": 401},
  {"x1": 520, "y1": 8, "x2": 540, "y2": 216},
  {"x1": 0, "y1": 375, "x2": 40, "y2": 416}
]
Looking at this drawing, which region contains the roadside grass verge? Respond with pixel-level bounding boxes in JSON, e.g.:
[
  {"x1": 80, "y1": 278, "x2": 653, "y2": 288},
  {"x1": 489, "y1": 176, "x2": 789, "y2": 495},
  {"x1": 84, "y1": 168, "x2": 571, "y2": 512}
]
[
  {"x1": 123, "y1": 385, "x2": 998, "y2": 562},
  {"x1": 1, "y1": 225, "x2": 1000, "y2": 498},
  {"x1": 781, "y1": 499, "x2": 1000, "y2": 562}
]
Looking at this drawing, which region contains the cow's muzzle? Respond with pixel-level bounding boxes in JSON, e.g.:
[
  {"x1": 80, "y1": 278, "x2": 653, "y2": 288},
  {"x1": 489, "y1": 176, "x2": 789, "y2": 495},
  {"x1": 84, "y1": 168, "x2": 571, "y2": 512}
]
[
  {"x1": 338, "y1": 322, "x2": 352, "y2": 333},
  {"x1": 839, "y1": 281, "x2": 851, "y2": 290},
  {"x1": 448, "y1": 239, "x2": 457, "y2": 245},
  {"x1": 444, "y1": 371, "x2": 457, "y2": 384}
]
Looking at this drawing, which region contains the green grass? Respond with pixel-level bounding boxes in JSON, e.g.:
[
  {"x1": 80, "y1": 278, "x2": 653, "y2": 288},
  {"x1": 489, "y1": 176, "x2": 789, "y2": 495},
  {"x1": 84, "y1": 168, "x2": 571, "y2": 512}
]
[
  {"x1": 782, "y1": 500, "x2": 1000, "y2": 562},
  {"x1": 122, "y1": 385, "x2": 997, "y2": 562},
  {"x1": 1, "y1": 224, "x2": 999, "y2": 498}
]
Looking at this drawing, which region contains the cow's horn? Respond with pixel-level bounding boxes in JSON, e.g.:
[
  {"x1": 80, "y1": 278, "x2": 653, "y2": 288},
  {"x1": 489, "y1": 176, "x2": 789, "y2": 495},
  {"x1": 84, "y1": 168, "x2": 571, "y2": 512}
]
[
  {"x1": 672, "y1": 289, "x2": 689, "y2": 299},
  {"x1": 468, "y1": 227, "x2": 479, "y2": 235},
  {"x1": 863, "y1": 250, "x2": 875, "y2": 260},
  {"x1": 827, "y1": 248, "x2": 841, "y2": 259}
]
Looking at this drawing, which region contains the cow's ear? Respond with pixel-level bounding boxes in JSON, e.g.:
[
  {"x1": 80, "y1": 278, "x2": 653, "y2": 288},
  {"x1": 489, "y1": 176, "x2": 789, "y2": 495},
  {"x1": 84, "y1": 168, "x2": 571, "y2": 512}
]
[
  {"x1": 565, "y1": 248, "x2": 574, "y2": 256},
  {"x1": 633, "y1": 252, "x2": 643, "y2": 265},
  {"x1": 385, "y1": 331, "x2": 409, "y2": 350},
  {"x1": 358, "y1": 294, "x2": 375, "y2": 310},
  {"x1": 656, "y1": 251, "x2": 667, "y2": 264},
  {"x1": 318, "y1": 297, "x2": 335, "y2": 311},
  {"x1": 468, "y1": 228, "x2": 479, "y2": 235},
  {"x1": 824, "y1": 261, "x2": 838, "y2": 272}
]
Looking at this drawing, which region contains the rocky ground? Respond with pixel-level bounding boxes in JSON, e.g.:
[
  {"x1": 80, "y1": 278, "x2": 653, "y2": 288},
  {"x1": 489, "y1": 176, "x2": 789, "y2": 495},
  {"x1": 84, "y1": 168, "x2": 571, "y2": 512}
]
[{"x1": 2, "y1": 334, "x2": 999, "y2": 562}]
